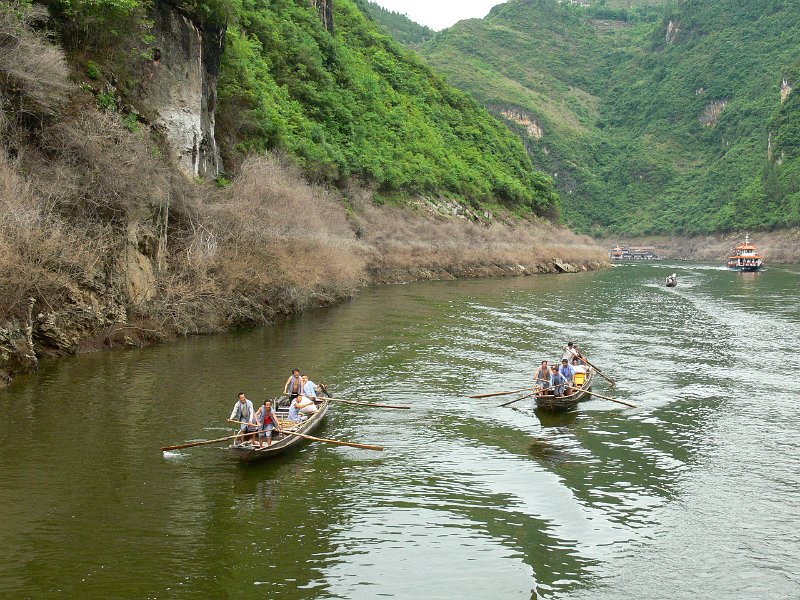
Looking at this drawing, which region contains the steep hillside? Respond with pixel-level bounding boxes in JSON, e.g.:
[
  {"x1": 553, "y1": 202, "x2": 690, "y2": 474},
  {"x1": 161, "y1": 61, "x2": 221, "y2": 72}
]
[
  {"x1": 359, "y1": 0, "x2": 434, "y2": 45},
  {"x1": 420, "y1": 0, "x2": 800, "y2": 235},
  {"x1": 216, "y1": 0, "x2": 558, "y2": 215}
]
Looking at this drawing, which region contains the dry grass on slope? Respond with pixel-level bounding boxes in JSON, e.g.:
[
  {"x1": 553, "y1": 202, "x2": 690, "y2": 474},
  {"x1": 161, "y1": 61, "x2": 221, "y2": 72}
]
[
  {"x1": 156, "y1": 156, "x2": 368, "y2": 332},
  {"x1": 354, "y1": 199, "x2": 606, "y2": 278}
]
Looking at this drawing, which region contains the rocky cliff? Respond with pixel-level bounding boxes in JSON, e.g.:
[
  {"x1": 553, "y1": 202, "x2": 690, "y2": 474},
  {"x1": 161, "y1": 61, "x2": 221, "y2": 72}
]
[{"x1": 139, "y1": 0, "x2": 224, "y2": 179}]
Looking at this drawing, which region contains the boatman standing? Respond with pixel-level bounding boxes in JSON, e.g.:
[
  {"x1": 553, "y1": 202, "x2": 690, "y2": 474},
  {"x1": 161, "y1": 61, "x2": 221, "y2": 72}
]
[
  {"x1": 283, "y1": 369, "x2": 303, "y2": 402},
  {"x1": 230, "y1": 392, "x2": 257, "y2": 445},
  {"x1": 534, "y1": 360, "x2": 549, "y2": 389},
  {"x1": 562, "y1": 341, "x2": 579, "y2": 362}
]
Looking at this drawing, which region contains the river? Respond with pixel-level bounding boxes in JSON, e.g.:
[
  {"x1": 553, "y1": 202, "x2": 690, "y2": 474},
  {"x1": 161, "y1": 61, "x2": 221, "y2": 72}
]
[{"x1": 1, "y1": 262, "x2": 798, "y2": 599}]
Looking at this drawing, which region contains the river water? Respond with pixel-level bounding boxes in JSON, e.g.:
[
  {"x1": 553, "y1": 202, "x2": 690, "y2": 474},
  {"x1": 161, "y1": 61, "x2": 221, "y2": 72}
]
[{"x1": 1, "y1": 262, "x2": 799, "y2": 599}]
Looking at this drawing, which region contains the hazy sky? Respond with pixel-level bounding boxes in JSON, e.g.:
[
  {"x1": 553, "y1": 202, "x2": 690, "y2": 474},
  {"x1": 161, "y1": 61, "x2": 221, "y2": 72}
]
[{"x1": 372, "y1": 0, "x2": 505, "y2": 31}]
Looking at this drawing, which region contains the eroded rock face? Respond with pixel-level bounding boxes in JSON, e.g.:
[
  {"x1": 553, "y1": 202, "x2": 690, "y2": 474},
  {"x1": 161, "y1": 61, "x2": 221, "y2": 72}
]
[
  {"x1": 699, "y1": 99, "x2": 728, "y2": 127},
  {"x1": 781, "y1": 77, "x2": 792, "y2": 103},
  {"x1": 140, "y1": 1, "x2": 224, "y2": 179},
  {"x1": 500, "y1": 108, "x2": 544, "y2": 139},
  {"x1": 666, "y1": 20, "x2": 679, "y2": 44}
]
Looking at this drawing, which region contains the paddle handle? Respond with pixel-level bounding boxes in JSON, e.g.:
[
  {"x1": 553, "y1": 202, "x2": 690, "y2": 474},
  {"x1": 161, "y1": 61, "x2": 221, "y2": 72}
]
[
  {"x1": 323, "y1": 397, "x2": 410, "y2": 409},
  {"x1": 498, "y1": 391, "x2": 537, "y2": 407},
  {"x1": 577, "y1": 355, "x2": 616, "y2": 386},
  {"x1": 581, "y1": 389, "x2": 638, "y2": 408},
  {"x1": 161, "y1": 432, "x2": 242, "y2": 451},
  {"x1": 469, "y1": 387, "x2": 535, "y2": 399},
  {"x1": 282, "y1": 430, "x2": 384, "y2": 451}
]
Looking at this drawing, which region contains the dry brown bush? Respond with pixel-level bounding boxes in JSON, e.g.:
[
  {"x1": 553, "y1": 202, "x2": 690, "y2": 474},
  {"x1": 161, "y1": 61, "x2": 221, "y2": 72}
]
[
  {"x1": 0, "y1": 148, "x2": 112, "y2": 319},
  {"x1": 35, "y1": 110, "x2": 170, "y2": 226},
  {"x1": 200, "y1": 155, "x2": 367, "y2": 300},
  {"x1": 0, "y1": 3, "x2": 71, "y2": 118},
  {"x1": 355, "y1": 200, "x2": 606, "y2": 275}
]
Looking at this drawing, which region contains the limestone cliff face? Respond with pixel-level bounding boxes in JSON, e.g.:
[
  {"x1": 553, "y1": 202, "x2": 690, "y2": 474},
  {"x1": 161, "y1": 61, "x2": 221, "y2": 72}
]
[
  {"x1": 781, "y1": 77, "x2": 792, "y2": 103},
  {"x1": 500, "y1": 108, "x2": 544, "y2": 139},
  {"x1": 699, "y1": 99, "x2": 728, "y2": 127},
  {"x1": 139, "y1": 1, "x2": 224, "y2": 179}
]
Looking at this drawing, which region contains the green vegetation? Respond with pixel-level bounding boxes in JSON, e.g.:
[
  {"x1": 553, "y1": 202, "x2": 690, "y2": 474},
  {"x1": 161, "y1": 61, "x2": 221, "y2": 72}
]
[
  {"x1": 419, "y1": 0, "x2": 800, "y2": 234},
  {"x1": 216, "y1": 0, "x2": 558, "y2": 215},
  {"x1": 359, "y1": 1, "x2": 434, "y2": 46}
]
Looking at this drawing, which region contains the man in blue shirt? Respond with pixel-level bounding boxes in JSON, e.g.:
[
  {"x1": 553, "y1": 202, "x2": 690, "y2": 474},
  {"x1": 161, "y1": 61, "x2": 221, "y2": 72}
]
[
  {"x1": 549, "y1": 365, "x2": 568, "y2": 396},
  {"x1": 559, "y1": 359, "x2": 575, "y2": 382}
]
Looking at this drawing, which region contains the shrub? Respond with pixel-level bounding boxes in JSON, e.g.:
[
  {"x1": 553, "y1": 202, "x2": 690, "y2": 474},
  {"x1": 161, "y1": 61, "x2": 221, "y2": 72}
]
[{"x1": 86, "y1": 60, "x2": 101, "y2": 79}]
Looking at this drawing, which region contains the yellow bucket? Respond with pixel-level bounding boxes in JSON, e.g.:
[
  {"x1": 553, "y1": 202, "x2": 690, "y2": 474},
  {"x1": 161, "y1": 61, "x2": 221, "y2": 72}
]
[{"x1": 575, "y1": 372, "x2": 586, "y2": 386}]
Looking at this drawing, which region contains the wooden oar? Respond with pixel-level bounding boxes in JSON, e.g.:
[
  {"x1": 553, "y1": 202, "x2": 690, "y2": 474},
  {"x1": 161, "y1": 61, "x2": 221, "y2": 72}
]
[
  {"x1": 579, "y1": 388, "x2": 637, "y2": 408},
  {"x1": 577, "y1": 354, "x2": 616, "y2": 386},
  {"x1": 316, "y1": 396, "x2": 410, "y2": 409},
  {"x1": 280, "y1": 430, "x2": 384, "y2": 451},
  {"x1": 468, "y1": 387, "x2": 535, "y2": 399},
  {"x1": 161, "y1": 432, "x2": 243, "y2": 452},
  {"x1": 230, "y1": 420, "x2": 384, "y2": 451},
  {"x1": 498, "y1": 391, "x2": 537, "y2": 408}
]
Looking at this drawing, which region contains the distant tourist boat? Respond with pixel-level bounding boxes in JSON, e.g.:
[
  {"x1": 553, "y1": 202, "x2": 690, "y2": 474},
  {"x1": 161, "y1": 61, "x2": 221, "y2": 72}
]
[
  {"x1": 726, "y1": 235, "x2": 763, "y2": 271},
  {"x1": 609, "y1": 245, "x2": 662, "y2": 260}
]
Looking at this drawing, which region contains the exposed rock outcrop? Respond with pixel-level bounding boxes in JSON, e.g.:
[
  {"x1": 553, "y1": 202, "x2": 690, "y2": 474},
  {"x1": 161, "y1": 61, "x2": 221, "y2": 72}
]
[
  {"x1": 781, "y1": 77, "x2": 792, "y2": 103},
  {"x1": 500, "y1": 108, "x2": 544, "y2": 139},
  {"x1": 139, "y1": 1, "x2": 224, "y2": 179},
  {"x1": 699, "y1": 99, "x2": 728, "y2": 127},
  {"x1": 666, "y1": 20, "x2": 679, "y2": 44}
]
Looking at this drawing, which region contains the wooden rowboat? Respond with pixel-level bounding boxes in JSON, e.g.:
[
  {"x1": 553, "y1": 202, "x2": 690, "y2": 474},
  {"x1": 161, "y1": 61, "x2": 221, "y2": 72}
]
[
  {"x1": 229, "y1": 392, "x2": 329, "y2": 463},
  {"x1": 534, "y1": 368, "x2": 594, "y2": 412}
]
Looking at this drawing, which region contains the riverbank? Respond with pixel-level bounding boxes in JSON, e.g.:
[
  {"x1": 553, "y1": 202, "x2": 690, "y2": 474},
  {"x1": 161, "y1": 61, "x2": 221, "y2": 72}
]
[
  {"x1": 601, "y1": 229, "x2": 800, "y2": 263},
  {"x1": 0, "y1": 148, "x2": 606, "y2": 386}
]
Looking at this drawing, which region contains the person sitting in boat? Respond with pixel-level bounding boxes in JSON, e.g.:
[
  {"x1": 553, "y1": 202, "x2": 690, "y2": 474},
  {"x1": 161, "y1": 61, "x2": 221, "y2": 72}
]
[
  {"x1": 288, "y1": 395, "x2": 318, "y2": 422},
  {"x1": 283, "y1": 369, "x2": 303, "y2": 402},
  {"x1": 301, "y1": 375, "x2": 319, "y2": 401},
  {"x1": 571, "y1": 357, "x2": 587, "y2": 375},
  {"x1": 230, "y1": 392, "x2": 257, "y2": 445},
  {"x1": 254, "y1": 399, "x2": 282, "y2": 448},
  {"x1": 549, "y1": 365, "x2": 568, "y2": 397},
  {"x1": 562, "y1": 341, "x2": 579, "y2": 362},
  {"x1": 534, "y1": 360, "x2": 549, "y2": 389},
  {"x1": 559, "y1": 358, "x2": 576, "y2": 394}
]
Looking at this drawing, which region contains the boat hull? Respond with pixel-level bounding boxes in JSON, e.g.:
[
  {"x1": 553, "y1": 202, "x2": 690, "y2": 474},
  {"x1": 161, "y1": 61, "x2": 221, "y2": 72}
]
[
  {"x1": 535, "y1": 370, "x2": 594, "y2": 412},
  {"x1": 727, "y1": 265, "x2": 763, "y2": 272},
  {"x1": 229, "y1": 399, "x2": 329, "y2": 462}
]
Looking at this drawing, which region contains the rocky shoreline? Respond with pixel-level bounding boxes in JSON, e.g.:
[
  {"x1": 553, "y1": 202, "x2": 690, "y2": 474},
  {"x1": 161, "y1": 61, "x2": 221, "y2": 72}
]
[{"x1": 0, "y1": 257, "x2": 607, "y2": 387}]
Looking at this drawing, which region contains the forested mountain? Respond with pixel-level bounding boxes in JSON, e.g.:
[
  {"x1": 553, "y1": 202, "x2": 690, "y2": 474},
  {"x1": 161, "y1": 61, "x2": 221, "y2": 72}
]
[
  {"x1": 413, "y1": 0, "x2": 800, "y2": 235},
  {"x1": 359, "y1": 1, "x2": 434, "y2": 46},
  {"x1": 216, "y1": 0, "x2": 558, "y2": 215}
]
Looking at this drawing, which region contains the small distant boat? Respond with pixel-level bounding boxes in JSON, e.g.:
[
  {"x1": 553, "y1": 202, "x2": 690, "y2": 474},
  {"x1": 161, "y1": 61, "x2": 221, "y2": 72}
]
[
  {"x1": 665, "y1": 273, "x2": 677, "y2": 287},
  {"x1": 726, "y1": 234, "x2": 763, "y2": 271},
  {"x1": 535, "y1": 368, "x2": 594, "y2": 412}
]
